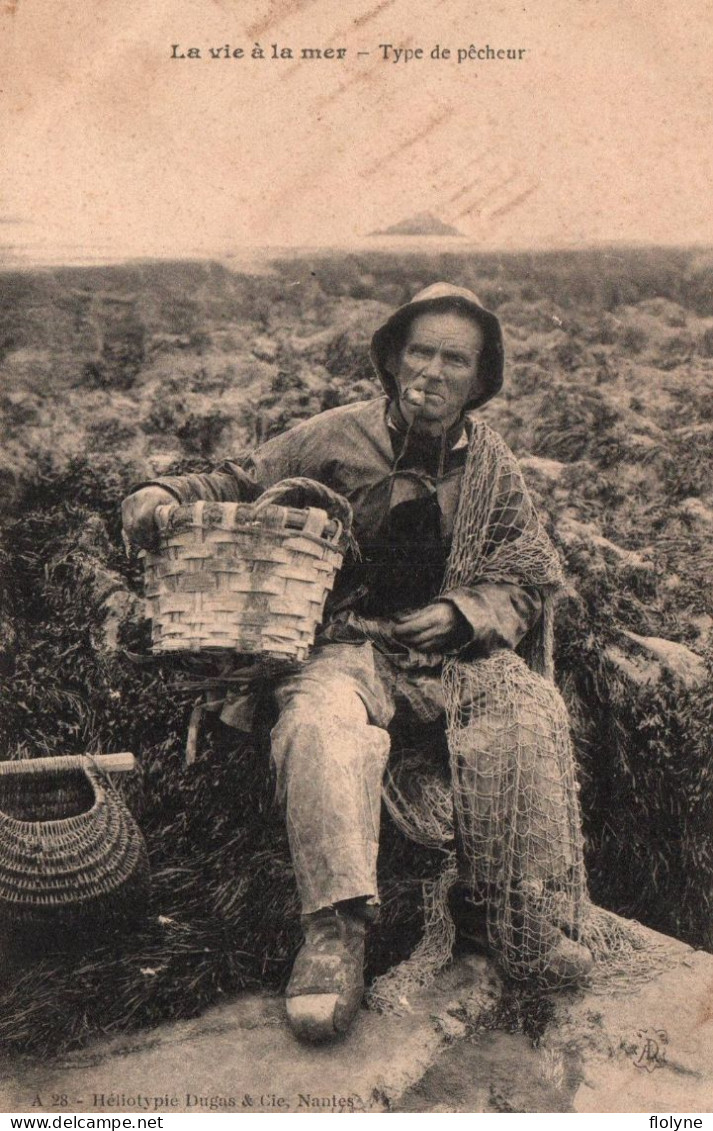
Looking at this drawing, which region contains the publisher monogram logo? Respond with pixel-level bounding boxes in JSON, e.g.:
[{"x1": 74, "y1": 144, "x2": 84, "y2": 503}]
[{"x1": 631, "y1": 1028, "x2": 668, "y2": 1072}]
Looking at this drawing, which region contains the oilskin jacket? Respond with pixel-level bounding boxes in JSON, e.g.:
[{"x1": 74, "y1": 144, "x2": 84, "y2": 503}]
[{"x1": 137, "y1": 283, "x2": 542, "y2": 656}]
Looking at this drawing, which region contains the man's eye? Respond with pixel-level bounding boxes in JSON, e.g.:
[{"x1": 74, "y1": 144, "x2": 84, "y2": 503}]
[{"x1": 408, "y1": 345, "x2": 432, "y2": 358}]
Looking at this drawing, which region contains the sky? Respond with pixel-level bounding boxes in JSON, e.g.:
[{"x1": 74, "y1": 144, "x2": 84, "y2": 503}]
[{"x1": 1, "y1": 0, "x2": 711, "y2": 263}]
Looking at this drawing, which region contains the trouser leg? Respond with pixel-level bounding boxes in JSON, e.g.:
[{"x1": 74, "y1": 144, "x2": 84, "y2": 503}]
[
  {"x1": 446, "y1": 650, "x2": 588, "y2": 974},
  {"x1": 270, "y1": 643, "x2": 395, "y2": 915},
  {"x1": 448, "y1": 650, "x2": 582, "y2": 887}
]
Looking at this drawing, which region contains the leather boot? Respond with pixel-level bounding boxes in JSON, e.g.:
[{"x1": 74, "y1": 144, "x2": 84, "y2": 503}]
[
  {"x1": 285, "y1": 903, "x2": 367, "y2": 1043},
  {"x1": 450, "y1": 882, "x2": 594, "y2": 985},
  {"x1": 535, "y1": 927, "x2": 594, "y2": 985},
  {"x1": 513, "y1": 896, "x2": 594, "y2": 985}
]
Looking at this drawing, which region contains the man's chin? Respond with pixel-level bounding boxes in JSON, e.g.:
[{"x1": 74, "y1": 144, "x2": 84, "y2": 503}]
[{"x1": 410, "y1": 412, "x2": 457, "y2": 434}]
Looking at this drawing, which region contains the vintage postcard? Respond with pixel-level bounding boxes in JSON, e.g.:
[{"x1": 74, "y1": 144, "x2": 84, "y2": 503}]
[{"x1": 1, "y1": 0, "x2": 711, "y2": 1118}]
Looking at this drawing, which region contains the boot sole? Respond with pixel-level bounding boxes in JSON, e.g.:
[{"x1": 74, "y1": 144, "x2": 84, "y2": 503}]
[{"x1": 286, "y1": 993, "x2": 343, "y2": 1043}]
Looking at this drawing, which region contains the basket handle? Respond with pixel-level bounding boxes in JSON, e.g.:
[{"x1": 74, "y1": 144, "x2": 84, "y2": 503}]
[
  {"x1": 252, "y1": 478, "x2": 353, "y2": 533},
  {"x1": 0, "y1": 753, "x2": 137, "y2": 776}
]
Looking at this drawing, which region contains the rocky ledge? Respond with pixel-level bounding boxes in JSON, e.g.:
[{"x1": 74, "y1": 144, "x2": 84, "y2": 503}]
[{"x1": 2, "y1": 925, "x2": 710, "y2": 1115}]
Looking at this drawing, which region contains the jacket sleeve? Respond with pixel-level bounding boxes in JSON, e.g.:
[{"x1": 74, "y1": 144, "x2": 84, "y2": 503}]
[
  {"x1": 127, "y1": 429, "x2": 300, "y2": 504},
  {"x1": 440, "y1": 582, "x2": 543, "y2": 652}
]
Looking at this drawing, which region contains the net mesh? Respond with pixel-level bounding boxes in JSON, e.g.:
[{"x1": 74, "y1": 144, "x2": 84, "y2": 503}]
[{"x1": 368, "y1": 418, "x2": 678, "y2": 1011}]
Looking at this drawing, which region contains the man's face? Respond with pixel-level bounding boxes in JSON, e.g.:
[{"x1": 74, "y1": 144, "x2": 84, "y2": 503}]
[{"x1": 394, "y1": 310, "x2": 486, "y2": 432}]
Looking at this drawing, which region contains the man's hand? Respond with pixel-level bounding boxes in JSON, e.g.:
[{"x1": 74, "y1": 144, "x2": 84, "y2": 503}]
[
  {"x1": 392, "y1": 601, "x2": 471, "y2": 653},
  {"x1": 121, "y1": 486, "x2": 176, "y2": 551}
]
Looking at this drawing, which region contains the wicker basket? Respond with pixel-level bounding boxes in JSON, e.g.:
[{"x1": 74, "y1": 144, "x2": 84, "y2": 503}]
[
  {"x1": 142, "y1": 479, "x2": 352, "y2": 662},
  {"x1": 0, "y1": 755, "x2": 150, "y2": 938}
]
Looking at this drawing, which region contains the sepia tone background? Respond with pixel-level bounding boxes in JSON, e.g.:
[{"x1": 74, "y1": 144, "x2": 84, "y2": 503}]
[
  {"x1": 2, "y1": 0, "x2": 712, "y2": 261},
  {"x1": 1, "y1": 0, "x2": 712, "y2": 1116}
]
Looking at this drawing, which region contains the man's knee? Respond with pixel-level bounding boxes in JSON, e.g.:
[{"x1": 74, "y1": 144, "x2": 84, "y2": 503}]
[
  {"x1": 455, "y1": 652, "x2": 565, "y2": 716},
  {"x1": 274, "y1": 676, "x2": 370, "y2": 731},
  {"x1": 450, "y1": 652, "x2": 570, "y2": 770}
]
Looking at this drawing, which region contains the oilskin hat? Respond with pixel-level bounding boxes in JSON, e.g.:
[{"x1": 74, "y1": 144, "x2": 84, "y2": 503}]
[{"x1": 370, "y1": 281, "x2": 504, "y2": 411}]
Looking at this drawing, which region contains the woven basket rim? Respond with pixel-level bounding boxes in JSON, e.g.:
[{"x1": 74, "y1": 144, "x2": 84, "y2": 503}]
[
  {"x1": 0, "y1": 763, "x2": 104, "y2": 833},
  {"x1": 153, "y1": 500, "x2": 344, "y2": 546}
]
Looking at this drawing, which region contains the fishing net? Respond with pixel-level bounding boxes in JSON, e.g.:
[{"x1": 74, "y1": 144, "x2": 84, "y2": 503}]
[{"x1": 369, "y1": 418, "x2": 678, "y2": 1010}]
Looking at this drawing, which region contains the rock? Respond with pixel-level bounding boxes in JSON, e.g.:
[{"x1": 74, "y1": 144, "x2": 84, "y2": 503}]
[
  {"x1": 558, "y1": 517, "x2": 653, "y2": 572},
  {"x1": 148, "y1": 451, "x2": 183, "y2": 475},
  {"x1": 548, "y1": 944, "x2": 713, "y2": 1113},
  {"x1": 0, "y1": 984, "x2": 446, "y2": 1115},
  {"x1": 519, "y1": 455, "x2": 566, "y2": 485},
  {"x1": 619, "y1": 630, "x2": 708, "y2": 689},
  {"x1": 433, "y1": 1012, "x2": 468, "y2": 1044},
  {"x1": 251, "y1": 336, "x2": 278, "y2": 363},
  {"x1": 690, "y1": 613, "x2": 713, "y2": 646},
  {"x1": 2, "y1": 925, "x2": 709, "y2": 1114},
  {"x1": 679, "y1": 497, "x2": 713, "y2": 527},
  {"x1": 605, "y1": 644, "x2": 663, "y2": 687},
  {"x1": 285, "y1": 328, "x2": 334, "y2": 357},
  {"x1": 635, "y1": 297, "x2": 689, "y2": 327}
]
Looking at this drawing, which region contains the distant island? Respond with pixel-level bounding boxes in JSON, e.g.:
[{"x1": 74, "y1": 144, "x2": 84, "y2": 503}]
[{"x1": 369, "y1": 211, "x2": 464, "y2": 237}]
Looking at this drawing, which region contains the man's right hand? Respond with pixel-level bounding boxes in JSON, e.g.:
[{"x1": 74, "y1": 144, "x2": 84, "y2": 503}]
[{"x1": 121, "y1": 486, "x2": 176, "y2": 551}]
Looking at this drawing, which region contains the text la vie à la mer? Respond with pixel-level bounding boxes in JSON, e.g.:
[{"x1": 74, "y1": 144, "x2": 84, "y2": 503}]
[{"x1": 170, "y1": 43, "x2": 347, "y2": 59}]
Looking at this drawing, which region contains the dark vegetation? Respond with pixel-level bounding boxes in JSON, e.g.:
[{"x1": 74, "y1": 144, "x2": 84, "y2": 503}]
[{"x1": 0, "y1": 246, "x2": 712, "y2": 1054}]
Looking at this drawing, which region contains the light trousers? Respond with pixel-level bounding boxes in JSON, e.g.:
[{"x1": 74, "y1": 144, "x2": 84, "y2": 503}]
[{"x1": 270, "y1": 642, "x2": 575, "y2": 915}]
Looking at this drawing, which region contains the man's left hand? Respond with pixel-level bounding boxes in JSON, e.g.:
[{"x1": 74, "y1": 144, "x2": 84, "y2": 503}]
[{"x1": 392, "y1": 601, "x2": 471, "y2": 652}]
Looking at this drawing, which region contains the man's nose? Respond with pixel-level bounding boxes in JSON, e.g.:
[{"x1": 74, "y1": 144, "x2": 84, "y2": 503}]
[{"x1": 421, "y1": 353, "x2": 444, "y2": 378}]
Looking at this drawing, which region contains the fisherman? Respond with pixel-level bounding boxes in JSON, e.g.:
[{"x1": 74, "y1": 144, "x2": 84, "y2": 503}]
[{"x1": 122, "y1": 283, "x2": 595, "y2": 1043}]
